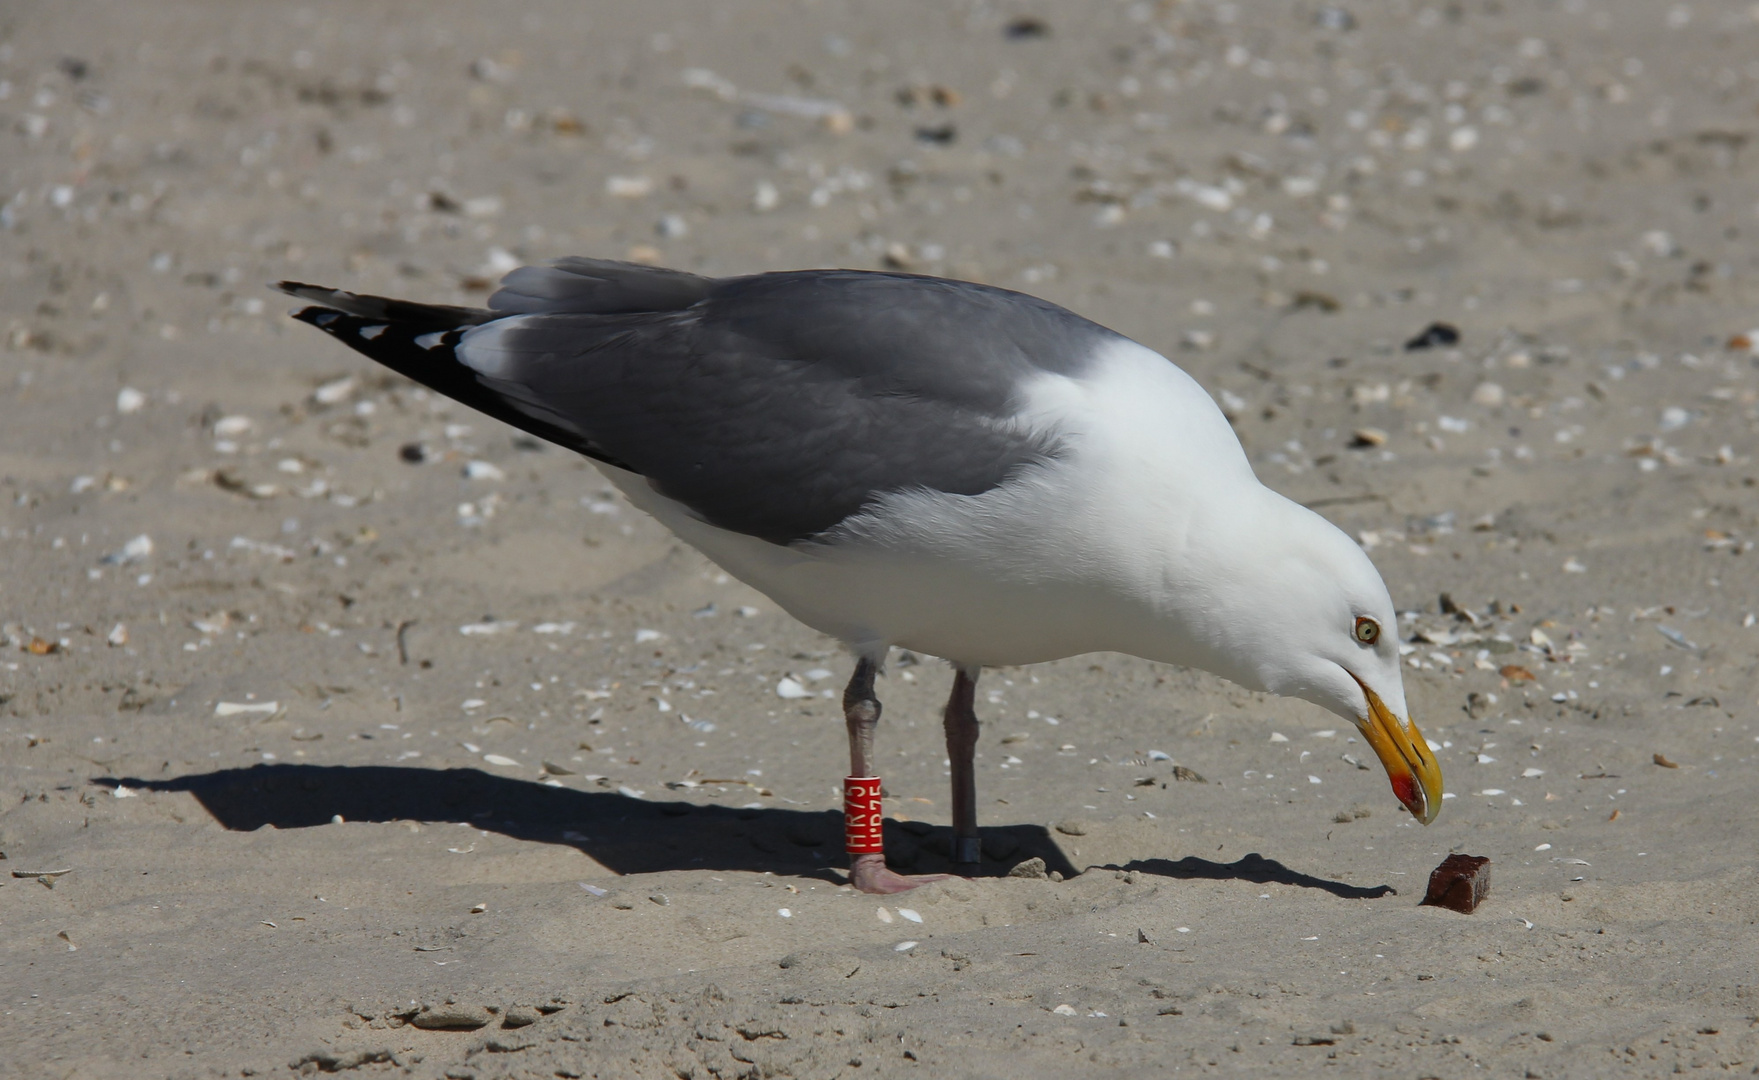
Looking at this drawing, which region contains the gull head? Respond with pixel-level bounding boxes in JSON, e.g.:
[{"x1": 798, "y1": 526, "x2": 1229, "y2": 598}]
[{"x1": 1203, "y1": 498, "x2": 1444, "y2": 824}]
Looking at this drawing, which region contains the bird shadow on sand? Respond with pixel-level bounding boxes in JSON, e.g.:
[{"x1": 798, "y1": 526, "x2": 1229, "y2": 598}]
[
  {"x1": 94, "y1": 763, "x2": 1081, "y2": 883},
  {"x1": 1116, "y1": 853, "x2": 1398, "y2": 900}
]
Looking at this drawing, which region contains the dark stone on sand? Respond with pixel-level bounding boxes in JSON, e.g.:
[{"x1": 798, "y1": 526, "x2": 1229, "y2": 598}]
[
  {"x1": 1421, "y1": 853, "x2": 1490, "y2": 913},
  {"x1": 1404, "y1": 322, "x2": 1461, "y2": 350}
]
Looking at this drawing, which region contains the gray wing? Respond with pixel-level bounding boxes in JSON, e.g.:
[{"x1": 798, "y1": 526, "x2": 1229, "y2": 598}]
[
  {"x1": 488, "y1": 256, "x2": 717, "y2": 315},
  {"x1": 284, "y1": 260, "x2": 1119, "y2": 545}
]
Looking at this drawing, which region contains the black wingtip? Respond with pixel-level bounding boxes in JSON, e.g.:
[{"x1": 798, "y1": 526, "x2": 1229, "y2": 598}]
[{"x1": 287, "y1": 304, "x2": 337, "y2": 327}]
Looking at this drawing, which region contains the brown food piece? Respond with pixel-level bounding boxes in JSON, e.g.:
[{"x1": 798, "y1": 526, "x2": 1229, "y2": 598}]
[{"x1": 1421, "y1": 854, "x2": 1490, "y2": 913}]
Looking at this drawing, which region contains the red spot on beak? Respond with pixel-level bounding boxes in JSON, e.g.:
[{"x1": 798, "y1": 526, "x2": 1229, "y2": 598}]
[{"x1": 1391, "y1": 772, "x2": 1418, "y2": 810}]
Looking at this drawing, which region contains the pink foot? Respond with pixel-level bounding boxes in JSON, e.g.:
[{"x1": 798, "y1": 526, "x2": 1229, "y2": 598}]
[{"x1": 848, "y1": 853, "x2": 953, "y2": 894}]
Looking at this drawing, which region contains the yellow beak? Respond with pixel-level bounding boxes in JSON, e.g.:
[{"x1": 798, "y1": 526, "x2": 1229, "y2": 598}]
[{"x1": 1354, "y1": 678, "x2": 1444, "y2": 824}]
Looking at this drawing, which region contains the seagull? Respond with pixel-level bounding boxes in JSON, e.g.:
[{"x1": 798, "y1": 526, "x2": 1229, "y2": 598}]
[{"x1": 277, "y1": 258, "x2": 1443, "y2": 894}]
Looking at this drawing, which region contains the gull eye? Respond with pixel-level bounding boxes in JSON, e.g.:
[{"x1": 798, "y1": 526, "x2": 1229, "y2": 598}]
[{"x1": 1353, "y1": 616, "x2": 1381, "y2": 646}]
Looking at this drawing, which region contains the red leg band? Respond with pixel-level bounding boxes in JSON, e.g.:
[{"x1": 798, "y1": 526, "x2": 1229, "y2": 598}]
[{"x1": 844, "y1": 776, "x2": 884, "y2": 854}]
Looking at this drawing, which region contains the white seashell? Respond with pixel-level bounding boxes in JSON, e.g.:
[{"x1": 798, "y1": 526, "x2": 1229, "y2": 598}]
[
  {"x1": 463, "y1": 196, "x2": 503, "y2": 219},
  {"x1": 897, "y1": 908, "x2": 922, "y2": 924},
  {"x1": 482, "y1": 754, "x2": 520, "y2": 767},
  {"x1": 116, "y1": 387, "x2": 147, "y2": 414},
  {"x1": 634, "y1": 628, "x2": 663, "y2": 643},
  {"x1": 681, "y1": 68, "x2": 738, "y2": 101},
  {"x1": 311, "y1": 376, "x2": 356, "y2": 405},
  {"x1": 229, "y1": 536, "x2": 296, "y2": 561},
  {"x1": 191, "y1": 613, "x2": 230, "y2": 636},
  {"x1": 894, "y1": 940, "x2": 917, "y2": 952},
  {"x1": 459, "y1": 621, "x2": 518, "y2": 636},
  {"x1": 605, "y1": 175, "x2": 654, "y2": 198},
  {"x1": 214, "y1": 700, "x2": 280, "y2": 718},
  {"x1": 775, "y1": 677, "x2": 811, "y2": 699},
  {"x1": 1268, "y1": 732, "x2": 1289, "y2": 743},
  {"x1": 1658, "y1": 406, "x2": 1691, "y2": 432}
]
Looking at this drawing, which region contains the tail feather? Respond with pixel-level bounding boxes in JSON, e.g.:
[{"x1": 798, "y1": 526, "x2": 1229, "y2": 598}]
[{"x1": 274, "y1": 283, "x2": 629, "y2": 469}]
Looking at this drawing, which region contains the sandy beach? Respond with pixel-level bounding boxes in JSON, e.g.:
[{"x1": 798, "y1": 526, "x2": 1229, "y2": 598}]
[{"x1": 2, "y1": 1, "x2": 1757, "y2": 1076}]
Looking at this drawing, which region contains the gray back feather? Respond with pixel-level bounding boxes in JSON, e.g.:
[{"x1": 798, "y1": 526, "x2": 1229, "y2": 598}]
[{"x1": 461, "y1": 267, "x2": 1121, "y2": 543}]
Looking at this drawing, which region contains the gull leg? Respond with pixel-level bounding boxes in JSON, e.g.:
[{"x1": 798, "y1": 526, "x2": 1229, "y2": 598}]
[
  {"x1": 944, "y1": 665, "x2": 982, "y2": 868},
  {"x1": 843, "y1": 654, "x2": 950, "y2": 895}
]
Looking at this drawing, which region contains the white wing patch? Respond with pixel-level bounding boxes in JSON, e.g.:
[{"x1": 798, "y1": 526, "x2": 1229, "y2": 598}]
[
  {"x1": 359, "y1": 324, "x2": 388, "y2": 340},
  {"x1": 414, "y1": 331, "x2": 449, "y2": 351},
  {"x1": 456, "y1": 317, "x2": 532, "y2": 377}
]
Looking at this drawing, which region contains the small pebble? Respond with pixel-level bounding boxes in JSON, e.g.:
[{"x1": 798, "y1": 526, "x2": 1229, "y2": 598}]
[
  {"x1": 410, "y1": 1004, "x2": 493, "y2": 1030},
  {"x1": 1404, "y1": 322, "x2": 1461, "y2": 350}
]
